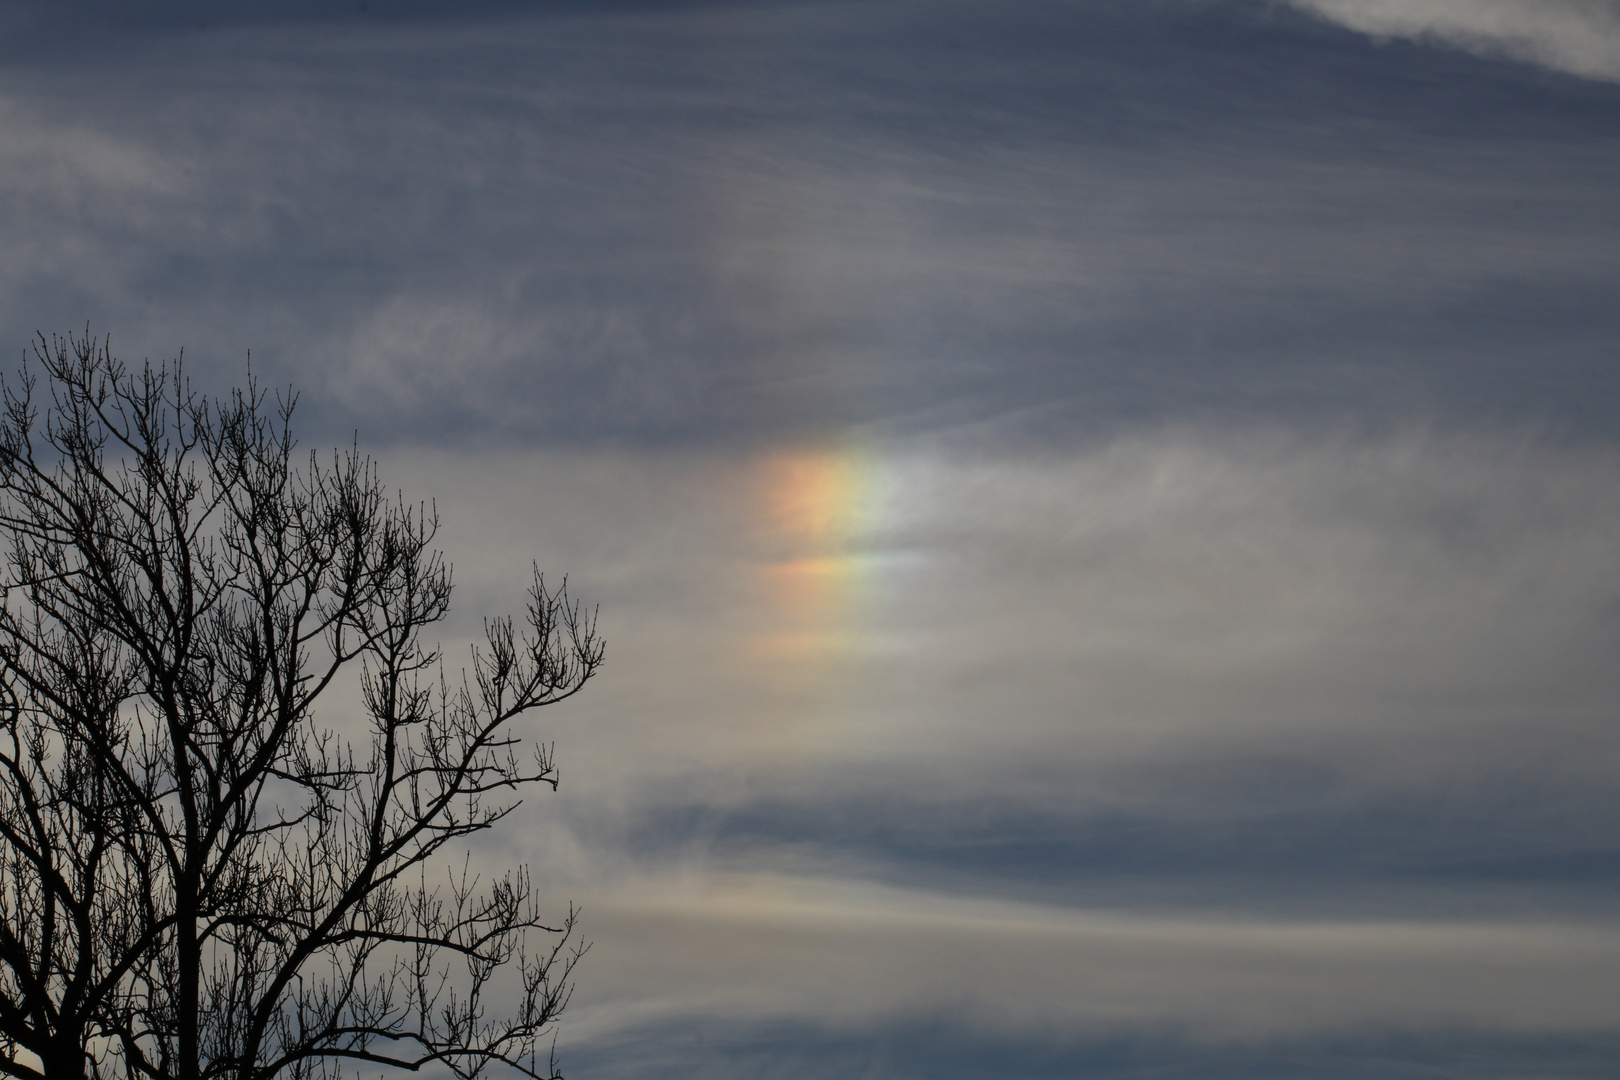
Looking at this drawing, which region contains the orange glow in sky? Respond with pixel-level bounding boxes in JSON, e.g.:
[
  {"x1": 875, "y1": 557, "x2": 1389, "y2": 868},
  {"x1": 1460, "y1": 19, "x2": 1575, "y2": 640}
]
[{"x1": 753, "y1": 447, "x2": 868, "y2": 663}]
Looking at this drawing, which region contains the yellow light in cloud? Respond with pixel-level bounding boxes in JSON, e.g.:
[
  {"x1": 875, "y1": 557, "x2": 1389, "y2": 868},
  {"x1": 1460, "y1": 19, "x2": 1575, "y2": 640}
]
[
  {"x1": 762, "y1": 450, "x2": 863, "y2": 544},
  {"x1": 752, "y1": 447, "x2": 870, "y2": 665}
]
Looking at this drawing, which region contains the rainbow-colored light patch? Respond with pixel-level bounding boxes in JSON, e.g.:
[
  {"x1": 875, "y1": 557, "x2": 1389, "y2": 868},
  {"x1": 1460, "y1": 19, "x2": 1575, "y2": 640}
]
[{"x1": 752, "y1": 445, "x2": 876, "y2": 666}]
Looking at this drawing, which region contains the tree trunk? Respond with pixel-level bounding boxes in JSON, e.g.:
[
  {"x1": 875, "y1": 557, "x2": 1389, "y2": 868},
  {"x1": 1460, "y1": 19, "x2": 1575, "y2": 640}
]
[{"x1": 41, "y1": 1037, "x2": 89, "y2": 1080}]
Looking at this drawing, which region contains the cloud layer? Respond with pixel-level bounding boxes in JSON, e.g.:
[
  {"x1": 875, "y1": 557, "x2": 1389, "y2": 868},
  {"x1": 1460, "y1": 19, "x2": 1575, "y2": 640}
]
[
  {"x1": 393, "y1": 428, "x2": 1620, "y2": 1058},
  {"x1": 3, "y1": 1, "x2": 1619, "y2": 446},
  {"x1": 3, "y1": 1, "x2": 1619, "y2": 1074}
]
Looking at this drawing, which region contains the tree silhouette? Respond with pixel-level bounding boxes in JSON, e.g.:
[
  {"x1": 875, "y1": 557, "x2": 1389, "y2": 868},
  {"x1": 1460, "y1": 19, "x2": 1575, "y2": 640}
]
[{"x1": 0, "y1": 334, "x2": 602, "y2": 1080}]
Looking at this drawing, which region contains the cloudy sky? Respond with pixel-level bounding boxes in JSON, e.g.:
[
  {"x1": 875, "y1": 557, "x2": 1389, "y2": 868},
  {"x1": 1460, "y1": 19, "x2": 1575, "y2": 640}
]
[{"x1": 5, "y1": 0, "x2": 1620, "y2": 1075}]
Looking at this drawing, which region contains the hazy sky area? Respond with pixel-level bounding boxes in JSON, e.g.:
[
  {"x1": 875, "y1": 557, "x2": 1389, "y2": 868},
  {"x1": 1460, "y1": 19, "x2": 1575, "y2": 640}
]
[{"x1": 4, "y1": 1, "x2": 1620, "y2": 1076}]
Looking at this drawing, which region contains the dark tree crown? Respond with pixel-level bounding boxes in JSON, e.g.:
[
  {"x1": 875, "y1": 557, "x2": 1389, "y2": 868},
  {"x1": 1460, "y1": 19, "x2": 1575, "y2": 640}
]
[{"x1": 0, "y1": 332, "x2": 603, "y2": 1080}]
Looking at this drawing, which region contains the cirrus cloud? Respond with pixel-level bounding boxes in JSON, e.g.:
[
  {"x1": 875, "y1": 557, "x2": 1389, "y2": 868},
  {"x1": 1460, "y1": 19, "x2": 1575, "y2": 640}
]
[{"x1": 1284, "y1": 0, "x2": 1620, "y2": 82}]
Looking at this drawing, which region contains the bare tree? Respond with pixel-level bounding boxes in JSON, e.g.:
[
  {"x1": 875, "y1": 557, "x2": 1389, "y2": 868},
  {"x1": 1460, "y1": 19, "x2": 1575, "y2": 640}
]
[{"x1": 0, "y1": 334, "x2": 602, "y2": 1080}]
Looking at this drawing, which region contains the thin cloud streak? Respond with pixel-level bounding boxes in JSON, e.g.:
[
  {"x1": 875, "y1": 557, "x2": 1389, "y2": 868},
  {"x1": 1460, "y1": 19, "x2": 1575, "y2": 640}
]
[{"x1": 560, "y1": 873, "x2": 1620, "y2": 1046}]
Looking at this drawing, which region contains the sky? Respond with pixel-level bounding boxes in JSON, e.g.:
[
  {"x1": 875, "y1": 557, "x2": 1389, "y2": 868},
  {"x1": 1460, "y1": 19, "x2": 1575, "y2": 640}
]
[{"x1": 3, "y1": 0, "x2": 1620, "y2": 1076}]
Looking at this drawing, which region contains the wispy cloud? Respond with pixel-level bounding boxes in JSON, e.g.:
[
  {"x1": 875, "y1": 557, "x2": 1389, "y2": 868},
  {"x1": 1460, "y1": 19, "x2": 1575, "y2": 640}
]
[
  {"x1": 559, "y1": 872, "x2": 1620, "y2": 1047},
  {"x1": 1285, "y1": 0, "x2": 1620, "y2": 82}
]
